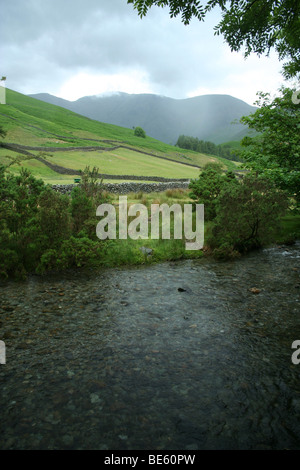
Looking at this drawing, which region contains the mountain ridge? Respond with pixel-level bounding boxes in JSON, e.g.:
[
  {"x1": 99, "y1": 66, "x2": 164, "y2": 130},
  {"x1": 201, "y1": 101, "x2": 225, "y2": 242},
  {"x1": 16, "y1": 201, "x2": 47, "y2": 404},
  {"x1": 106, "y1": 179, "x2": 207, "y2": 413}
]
[{"x1": 29, "y1": 91, "x2": 257, "y2": 145}]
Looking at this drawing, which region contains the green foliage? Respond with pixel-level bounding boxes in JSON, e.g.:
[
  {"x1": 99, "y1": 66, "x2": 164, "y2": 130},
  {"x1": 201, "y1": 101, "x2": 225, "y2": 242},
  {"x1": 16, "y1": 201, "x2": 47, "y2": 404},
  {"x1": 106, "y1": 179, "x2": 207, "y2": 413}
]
[
  {"x1": 0, "y1": 166, "x2": 45, "y2": 241},
  {"x1": 127, "y1": 0, "x2": 300, "y2": 79},
  {"x1": 214, "y1": 0, "x2": 300, "y2": 79},
  {"x1": 207, "y1": 174, "x2": 289, "y2": 258},
  {"x1": 0, "y1": 164, "x2": 111, "y2": 278},
  {"x1": 128, "y1": 0, "x2": 206, "y2": 24},
  {"x1": 71, "y1": 166, "x2": 109, "y2": 238},
  {"x1": 37, "y1": 188, "x2": 72, "y2": 249},
  {"x1": 240, "y1": 87, "x2": 300, "y2": 208},
  {"x1": 189, "y1": 166, "x2": 238, "y2": 220},
  {"x1": 37, "y1": 237, "x2": 103, "y2": 273},
  {"x1": 274, "y1": 214, "x2": 300, "y2": 245},
  {"x1": 134, "y1": 126, "x2": 146, "y2": 138},
  {"x1": 0, "y1": 167, "x2": 46, "y2": 277},
  {"x1": 78, "y1": 166, "x2": 104, "y2": 201},
  {"x1": 71, "y1": 186, "x2": 95, "y2": 236},
  {"x1": 176, "y1": 135, "x2": 240, "y2": 161},
  {"x1": 0, "y1": 248, "x2": 20, "y2": 279},
  {"x1": 202, "y1": 161, "x2": 223, "y2": 173}
]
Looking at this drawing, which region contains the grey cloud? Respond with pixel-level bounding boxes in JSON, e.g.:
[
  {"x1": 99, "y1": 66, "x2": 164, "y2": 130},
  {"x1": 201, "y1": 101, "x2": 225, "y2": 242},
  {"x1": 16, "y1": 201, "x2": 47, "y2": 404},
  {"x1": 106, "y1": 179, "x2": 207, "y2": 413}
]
[
  {"x1": 0, "y1": 0, "x2": 283, "y2": 101},
  {"x1": 0, "y1": 0, "x2": 228, "y2": 97},
  {"x1": 1, "y1": 0, "x2": 137, "y2": 45}
]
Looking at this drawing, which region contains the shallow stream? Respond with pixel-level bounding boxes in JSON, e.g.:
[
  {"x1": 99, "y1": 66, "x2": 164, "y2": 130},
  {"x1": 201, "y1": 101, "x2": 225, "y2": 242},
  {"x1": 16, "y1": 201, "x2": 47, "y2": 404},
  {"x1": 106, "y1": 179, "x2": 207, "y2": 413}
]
[{"x1": 0, "y1": 243, "x2": 299, "y2": 449}]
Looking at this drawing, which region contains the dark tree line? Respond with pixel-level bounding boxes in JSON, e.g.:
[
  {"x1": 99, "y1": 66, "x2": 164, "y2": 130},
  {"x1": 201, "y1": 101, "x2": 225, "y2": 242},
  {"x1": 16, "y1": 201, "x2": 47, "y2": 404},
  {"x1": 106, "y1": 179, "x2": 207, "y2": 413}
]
[{"x1": 175, "y1": 135, "x2": 240, "y2": 161}]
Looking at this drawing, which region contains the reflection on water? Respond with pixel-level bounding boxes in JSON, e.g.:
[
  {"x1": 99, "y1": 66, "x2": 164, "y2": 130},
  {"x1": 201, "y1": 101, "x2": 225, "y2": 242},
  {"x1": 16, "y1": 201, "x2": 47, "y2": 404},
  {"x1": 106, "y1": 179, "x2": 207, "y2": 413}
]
[{"x1": 0, "y1": 243, "x2": 299, "y2": 449}]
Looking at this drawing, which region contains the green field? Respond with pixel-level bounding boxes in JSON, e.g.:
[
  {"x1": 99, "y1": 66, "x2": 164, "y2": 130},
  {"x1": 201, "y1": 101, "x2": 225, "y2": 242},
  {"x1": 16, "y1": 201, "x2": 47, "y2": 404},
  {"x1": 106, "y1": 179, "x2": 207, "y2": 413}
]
[{"x1": 0, "y1": 89, "x2": 240, "y2": 184}]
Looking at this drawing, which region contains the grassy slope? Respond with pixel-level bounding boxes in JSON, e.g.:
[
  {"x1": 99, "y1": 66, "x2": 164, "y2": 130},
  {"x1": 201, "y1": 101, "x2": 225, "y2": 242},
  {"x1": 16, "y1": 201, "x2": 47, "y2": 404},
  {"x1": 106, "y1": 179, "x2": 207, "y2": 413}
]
[{"x1": 0, "y1": 89, "x2": 239, "y2": 183}]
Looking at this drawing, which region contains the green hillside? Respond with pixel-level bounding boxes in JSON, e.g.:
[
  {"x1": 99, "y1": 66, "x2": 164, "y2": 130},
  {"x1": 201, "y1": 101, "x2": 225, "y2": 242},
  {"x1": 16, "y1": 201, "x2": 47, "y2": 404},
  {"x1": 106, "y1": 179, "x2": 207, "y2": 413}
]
[{"x1": 0, "y1": 89, "x2": 240, "y2": 184}]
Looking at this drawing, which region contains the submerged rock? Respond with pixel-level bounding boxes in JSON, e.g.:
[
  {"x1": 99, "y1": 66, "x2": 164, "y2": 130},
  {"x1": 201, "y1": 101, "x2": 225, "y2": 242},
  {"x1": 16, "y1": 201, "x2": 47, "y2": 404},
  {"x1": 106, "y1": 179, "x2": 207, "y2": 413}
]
[
  {"x1": 140, "y1": 247, "x2": 153, "y2": 256},
  {"x1": 249, "y1": 287, "x2": 261, "y2": 294}
]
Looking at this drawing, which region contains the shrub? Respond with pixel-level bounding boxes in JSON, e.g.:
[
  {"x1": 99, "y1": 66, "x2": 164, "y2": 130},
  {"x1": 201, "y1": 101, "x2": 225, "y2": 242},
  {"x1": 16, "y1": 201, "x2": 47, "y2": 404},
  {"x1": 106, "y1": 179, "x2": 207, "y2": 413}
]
[
  {"x1": 71, "y1": 186, "x2": 95, "y2": 236},
  {"x1": 202, "y1": 162, "x2": 223, "y2": 173},
  {"x1": 207, "y1": 174, "x2": 289, "y2": 257},
  {"x1": 0, "y1": 167, "x2": 47, "y2": 275},
  {"x1": 0, "y1": 247, "x2": 20, "y2": 279},
  {"x1": 0, "y1": 165, "x2": 108, "y2": 277},
  {"x1": 37, "y1": 237, "x2": 103, "y2": 273},
  {"x1": 37, "y1": 187, "x2": 72, "y2": 249},
  {"x1": 189, "y1": 167, "x2": 238, "y2": 221},
  {"x1": 78, "y1": 166, "x2": 104, "y2": 203},
  {"x1": 71, "y1": 166, "x2": 110, "y2": 239},
  {"x1": 134, "y1": 126, "x2": 146, "y2": 138}
]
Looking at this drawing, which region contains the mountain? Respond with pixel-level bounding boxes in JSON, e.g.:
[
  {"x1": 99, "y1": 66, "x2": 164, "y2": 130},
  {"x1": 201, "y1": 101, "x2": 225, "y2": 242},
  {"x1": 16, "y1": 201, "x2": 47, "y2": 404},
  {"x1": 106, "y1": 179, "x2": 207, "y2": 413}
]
[{"x1": 29, "y1": 92, "x2": 257, "y2": 145}]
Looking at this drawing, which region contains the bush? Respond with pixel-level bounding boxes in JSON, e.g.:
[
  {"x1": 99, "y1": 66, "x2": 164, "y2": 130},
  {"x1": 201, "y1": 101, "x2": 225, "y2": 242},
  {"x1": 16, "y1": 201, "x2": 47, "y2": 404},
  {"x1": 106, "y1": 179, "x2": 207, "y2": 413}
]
[
  {"x1": 189, "y1": 167, "x2": 238, "y2": 221},
  {"x1": 0, "y1": 247, "x2": 20, "y2": 279},
  {"x1": 207, "y1": 174, "x2": 289, "y2": 257},
  {"x1": 202, "y1": 162, "x2": 223, "y2": 173},
  {"x1": 134, "y1": 126, "x2": 146, "y2": 138},
  {"x1": 71, "y1": 166, "x2": 110, "y2": 239},
  {"x1": 0, "y1": 167, "x2": 47, "y2": 276},
  {"x1": 37, "y1": 188, "x2": 72, "y2": 249},
  {"x1": 37, "y1": 237, "x2": 103, "y2": 273},
  {"x1": 0, "y1": 166, "x2": 108, "y2": 277},
  {"x1": 209, "y1": 243, "x2": 241, "y2": 261},
  {"x1": 71, "y1": 186, "x2": 95, "y2": 236}
]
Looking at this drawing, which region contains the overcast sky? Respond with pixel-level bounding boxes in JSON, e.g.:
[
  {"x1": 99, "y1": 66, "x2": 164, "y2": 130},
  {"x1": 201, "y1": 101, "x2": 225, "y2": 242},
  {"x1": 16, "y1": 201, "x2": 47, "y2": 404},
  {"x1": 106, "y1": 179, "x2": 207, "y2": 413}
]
[{"x1": 1, "y1": 0, "x2": 288, "y2": 105}]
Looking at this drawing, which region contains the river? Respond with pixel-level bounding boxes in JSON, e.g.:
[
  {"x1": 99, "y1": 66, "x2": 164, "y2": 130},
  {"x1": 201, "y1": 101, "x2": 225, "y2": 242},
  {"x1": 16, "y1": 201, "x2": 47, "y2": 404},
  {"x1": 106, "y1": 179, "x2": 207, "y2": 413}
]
[{"x1": 0, "y1": 243, "x2": 299, "y2": 450}]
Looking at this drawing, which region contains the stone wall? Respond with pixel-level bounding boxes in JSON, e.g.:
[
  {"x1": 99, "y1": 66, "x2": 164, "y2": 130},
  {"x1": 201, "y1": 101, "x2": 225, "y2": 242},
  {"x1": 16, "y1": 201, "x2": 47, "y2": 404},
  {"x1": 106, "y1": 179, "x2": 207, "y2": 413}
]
[{"x1": 52, "y1": 181, "x2": 190, "y2": 195}]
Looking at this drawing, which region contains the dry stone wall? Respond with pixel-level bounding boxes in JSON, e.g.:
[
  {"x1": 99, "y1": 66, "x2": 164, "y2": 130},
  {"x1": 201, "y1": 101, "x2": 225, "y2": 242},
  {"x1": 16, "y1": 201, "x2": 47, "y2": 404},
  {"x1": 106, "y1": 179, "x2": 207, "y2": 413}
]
[{"x1": 52, "y1": 181, "x2": 190, "y2": 195}]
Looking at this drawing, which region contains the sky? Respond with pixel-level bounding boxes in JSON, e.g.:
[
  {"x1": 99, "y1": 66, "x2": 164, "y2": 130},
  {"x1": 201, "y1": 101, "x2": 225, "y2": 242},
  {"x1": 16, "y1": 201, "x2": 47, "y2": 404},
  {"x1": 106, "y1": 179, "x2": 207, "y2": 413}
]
[{"x1": 0, "y1": 0, "x2": 288, "y2": 106}]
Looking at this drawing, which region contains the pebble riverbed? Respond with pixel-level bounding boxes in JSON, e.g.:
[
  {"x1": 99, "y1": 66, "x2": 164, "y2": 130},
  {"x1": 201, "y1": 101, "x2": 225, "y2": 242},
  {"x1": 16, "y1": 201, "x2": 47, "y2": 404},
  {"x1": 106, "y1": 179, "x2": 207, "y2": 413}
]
[{"x1": 0, "y1": 243, "x2": 300, "y2": 450}]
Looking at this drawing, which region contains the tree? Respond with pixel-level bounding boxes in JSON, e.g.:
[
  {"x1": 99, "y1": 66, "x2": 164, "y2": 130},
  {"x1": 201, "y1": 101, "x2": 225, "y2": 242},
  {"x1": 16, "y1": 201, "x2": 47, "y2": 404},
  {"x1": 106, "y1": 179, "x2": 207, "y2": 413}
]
[
  {"x1": 127, "y1": 0, "x2": 300, "y2": 78},
  {"x1": 134, "y1": 126, "x2": 146, "y2": 138},
  {"x1": 37, "y1": 188, "x2": 72, "y2": 249},
  {"x1": 0, "y1": 167, "x2": 47, "y2": 277},
  {"x1": 175, "y1": 134, "x2": 239, "y2": 160},
  {"x1": 207, "y1": 174, "x2": 289, "y2": 258},
  {"x1": 71, "y1": 166, "x2": 107, "y2": 238},
  {"x1": 239, "y1": 87, "x2": 300, "y2": 207},
  {"x1": 0, "y1": 165, "x2": 106, "y2": 278},
  {"x1": 189, "y1": 165, "x2": 238, "y2": 220}
]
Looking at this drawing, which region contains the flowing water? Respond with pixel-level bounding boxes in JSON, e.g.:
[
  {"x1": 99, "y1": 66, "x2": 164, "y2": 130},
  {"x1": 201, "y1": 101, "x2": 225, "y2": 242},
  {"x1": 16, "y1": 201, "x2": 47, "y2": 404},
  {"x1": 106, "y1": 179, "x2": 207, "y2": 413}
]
[{"x1": 0, "y1": 243, "x2": 300, "y2": 450}]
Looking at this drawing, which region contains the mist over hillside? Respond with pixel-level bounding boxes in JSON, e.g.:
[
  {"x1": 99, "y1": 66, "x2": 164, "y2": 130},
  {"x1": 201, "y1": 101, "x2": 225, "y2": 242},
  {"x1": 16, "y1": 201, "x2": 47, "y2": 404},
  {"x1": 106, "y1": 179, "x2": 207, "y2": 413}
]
[{"x1": 29, "y1": 92, "x2": 257, "y2": 145}]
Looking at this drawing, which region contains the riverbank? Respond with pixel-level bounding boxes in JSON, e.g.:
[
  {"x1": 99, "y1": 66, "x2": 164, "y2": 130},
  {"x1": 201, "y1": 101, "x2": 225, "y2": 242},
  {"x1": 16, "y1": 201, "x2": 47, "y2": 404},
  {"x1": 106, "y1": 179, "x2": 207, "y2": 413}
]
[
  {"x1": 0, "y1": 168, "x2": 299, "y2": 280},
  {"x1": 37, "y1": 208, "x2": 300, "y2": 272}
]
